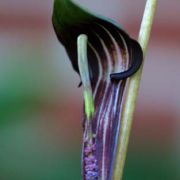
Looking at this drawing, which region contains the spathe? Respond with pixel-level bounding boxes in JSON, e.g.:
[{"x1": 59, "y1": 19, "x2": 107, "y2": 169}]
[{"x1": 52, "y1": 0, "x2": 143, "y2": 179}]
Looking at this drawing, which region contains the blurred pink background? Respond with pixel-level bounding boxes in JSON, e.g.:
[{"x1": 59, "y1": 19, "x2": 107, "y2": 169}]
[{"x1": 0, "y1": 0, "x2": 180, "y2": 179}]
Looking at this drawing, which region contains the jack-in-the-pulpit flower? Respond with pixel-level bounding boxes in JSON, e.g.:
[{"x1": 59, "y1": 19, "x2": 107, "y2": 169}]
[{"x1": 52, "y1": 0, "x2": 143, "y2": 179}]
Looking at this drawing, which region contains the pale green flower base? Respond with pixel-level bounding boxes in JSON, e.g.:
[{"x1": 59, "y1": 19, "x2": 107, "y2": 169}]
[{"x1": 77, "y1": 35, "x2": 95, "y2": 121}]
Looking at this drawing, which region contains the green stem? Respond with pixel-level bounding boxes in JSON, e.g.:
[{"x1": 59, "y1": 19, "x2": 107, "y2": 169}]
[
  {"x1": 113, "y1": 0, "x2": 158, "y2": 179},
  {"x1": 77, "y1": 34, "x2": 95, "y2": 122}
]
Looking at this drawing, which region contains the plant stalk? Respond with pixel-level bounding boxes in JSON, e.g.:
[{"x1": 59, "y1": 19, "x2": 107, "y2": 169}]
[{"x1": 112, "y1": 0, "x2": 158, "y2": 179}]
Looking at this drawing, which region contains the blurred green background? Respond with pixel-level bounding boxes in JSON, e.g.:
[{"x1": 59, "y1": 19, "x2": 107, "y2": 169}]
[{"x1": 0, "y1": 0, "x2": 180, "y2": 179}]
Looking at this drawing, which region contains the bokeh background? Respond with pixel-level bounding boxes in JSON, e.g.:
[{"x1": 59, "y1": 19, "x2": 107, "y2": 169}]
[{"x1": 0, "y1": 0, "x2": 180, "y2": 179}]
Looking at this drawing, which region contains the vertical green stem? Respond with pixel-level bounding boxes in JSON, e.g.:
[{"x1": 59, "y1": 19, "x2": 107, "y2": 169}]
[{"x1": 113, "y1": 0, "x2": 158, "y2": 179}]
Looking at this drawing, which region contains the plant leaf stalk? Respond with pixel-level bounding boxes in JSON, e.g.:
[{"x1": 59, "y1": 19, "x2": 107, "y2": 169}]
[{"x1": 112, "y1": 0, "x2": 158, "y2": 179}]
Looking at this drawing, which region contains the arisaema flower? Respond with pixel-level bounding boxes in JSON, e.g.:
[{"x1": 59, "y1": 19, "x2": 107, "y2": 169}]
[{"x1": 52, "y1": 0, "x2": 143, "y2": 179}]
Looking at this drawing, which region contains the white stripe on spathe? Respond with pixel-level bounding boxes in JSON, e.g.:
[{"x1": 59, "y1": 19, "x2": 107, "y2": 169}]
[
  {"x1": 92, "y1": 32, "x2": 112, "y2": 127},
  {"x1": 96, "y1": 24, "x2": 124, "y2": 74},
  {"x1": 117, "y1": 31, "x2": 130, "y2": 70},
  {"x1": 88, "y1": 42, "x2": 102, "y2": 99}
]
